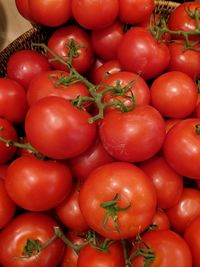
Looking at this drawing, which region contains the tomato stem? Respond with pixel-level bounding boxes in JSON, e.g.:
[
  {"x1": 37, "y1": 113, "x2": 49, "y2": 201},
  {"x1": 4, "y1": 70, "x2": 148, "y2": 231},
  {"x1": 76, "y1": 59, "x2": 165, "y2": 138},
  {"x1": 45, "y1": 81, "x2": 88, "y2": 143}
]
[{"x1": 195, "y1": 124, "x2": 200, "y2": 135}]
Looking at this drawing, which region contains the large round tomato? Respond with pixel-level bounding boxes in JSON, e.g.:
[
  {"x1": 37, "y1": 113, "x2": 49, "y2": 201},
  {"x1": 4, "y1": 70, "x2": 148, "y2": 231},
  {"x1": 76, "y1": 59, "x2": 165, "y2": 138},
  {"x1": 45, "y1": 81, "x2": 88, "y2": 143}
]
[
  {"x1": 79, "y1": 162, "x2": 157, "y2": 240},
  {"x1": 163, "y1": 118, "x2": 200, "y2": 179},
  {"x1": 117, "y1": 27, "x2": 170, "y2": 80},
  {"x1": 15, "y1": 0, "x2": 32, "y2": 20},
  {"x1": 99, "y1": 105, "x2": 165, "y2": 162},
  {"x1": 25, "y1": 96, "x2": 97, "y2": 159},
  {"x1": 0, "y1": 212, "x2": 65, "y2": 267}
]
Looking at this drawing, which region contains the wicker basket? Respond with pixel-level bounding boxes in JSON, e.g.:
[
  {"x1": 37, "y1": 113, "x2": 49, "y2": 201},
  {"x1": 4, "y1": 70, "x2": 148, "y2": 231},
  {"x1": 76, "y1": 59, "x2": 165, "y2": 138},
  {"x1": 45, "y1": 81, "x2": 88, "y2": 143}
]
[{"x1": 0, "y1": 1, "x2": 180, "y2": 78}]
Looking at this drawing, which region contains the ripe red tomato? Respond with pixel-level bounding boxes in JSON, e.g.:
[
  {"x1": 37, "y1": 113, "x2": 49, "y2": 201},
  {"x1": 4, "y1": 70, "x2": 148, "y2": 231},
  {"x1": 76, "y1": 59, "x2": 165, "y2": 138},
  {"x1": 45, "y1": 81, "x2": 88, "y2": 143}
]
[
  {"x1": 5, "y1": 156, "x2": 73, "y2": 211},
  {"x1": 79, "y1": 162, "x2": 156, "y2": 240},
  {"x1": 117, "y1": 27, "x2": 170, "y2": 80},
  {"x1": 99, "y1": 105, "x2": 165, "y2": 162},
  {"x1": 28, "y1": 0, "x2": 71, "y2": 27},
  {"x1": 25, "y1": 96, "x2": 97, "y2": 159},
  {"x1": 131, "y1": 229, "x2": 192, "y2": 266},
  {"x1": 166, "y1": 188, "x2": 200, "y2": 235},
  {"x1": 118, "y1": 0, "x2": 155, "y2": 25},
  {"x1": 15, "y1": 0, "x2": 32, "y2": 20},
  {"x1": 71, "y1": 0, "x2": 119, "y2": 30},
  {"x1": 7, "y1": 50, "x2": 51, "y2": 89},
  {"x1": 140, "y1": 155, "x2": 183, "y2": 209},
  {"x1": 27, "y1": 70, "x2": 90, "y2": 107},
  {"x1": 47, "y1": 25, "x2": 94, "y2": 74},
  {"x1": 151, "y1": 209, "x2": 171, "y2": 230},
  {"x1": 163, "y1": 118, "x2": 200, "y2": 179},
  {"x1": 0, "y1": 212, "x2": 65, "y2": 267}
]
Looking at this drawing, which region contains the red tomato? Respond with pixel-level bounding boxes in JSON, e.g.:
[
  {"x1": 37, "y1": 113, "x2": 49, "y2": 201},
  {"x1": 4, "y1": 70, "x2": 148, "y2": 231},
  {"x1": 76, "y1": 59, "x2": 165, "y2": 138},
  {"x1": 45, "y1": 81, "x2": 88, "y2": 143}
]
[
  {"x1": 0, "y1": 178, "x2": 16, "y2": 229},
  {"x1": 99, "y1": 105, "x2": 165, "y2": 162},
  {"x1": 25, "y1": 96, "x2": 97, "y2": 159},
  {"x1": 131, "y1": 229, "x2": 192, "y2": 266},
  {"x1": 15, "y1": 0, "x2": 32, "y2": 20},
  {"x1": 163, "y1": 118, "x2": 200, "y2": 179},
  {"x1": 77, "y1": 241, "x2": 125, "y2": 267},
  {"x1": 118, "y1": 0, "x2": 155, "y2": 25},
  {"x1": 69, "y1": 136, "x2": 114, "y2": 182},
  {"x1": 27, "y1": 70, "x2": 90, "y2": 107},
  {"x1": 91, "y1": 20, "x2": 124, "y2": 60},
  {"x1": 117, "y1": 27, "x2": 170, "y2": 80},
  {"x1": 165, "y1": 118, "x2": 182, "y2": 134},
  {"x1": 168, "y1": 2, "x2": 200, "y2": 41},
  {"x1": 184, "y1": 214, "x2": 200, "y2": 267},
  {"x1": 5, "y1": 156, "x2": 73, "y2": 211},
  {"x1": 7, "y1": 50, "x2": 51, "y2": 89},
  {"x1": 79, "y1": 162, "x2": 157, "y2": 240},
  {"x1": 0, "y1": 212, "x2": 65, "y2": 267},
  {"x1": 167, "y1": 42, "x2": 200, "y2": 80},
  {"x1": 140, "y1": 155, "x2": 183, "y2": 209},
  {"x1": 150, "y1": 71, "x2": 198, "y2": 119},
  {"x1": 71, "y1": 0, "x2": 119, "y2": 30},
  {"x1": 56, "y1": 184, "x2": 89, "y2": 232},
  {"x1": 166, "y1": 188, "x2": 200, "y2": 235},
  {"x1": 0, "y1": 164, "x2": 8, "y2": 179},
  {"x1": 0, "y1": 78, "x2": 28, "y2": 124},
  {"x1": 47, "y1": 25, "x2": 94, "y2": 74},
  {"x1": 152, "y1": 209, "x2": 171, "y2": 230},
  {"x1": 0, "y1": 118, "x2": 18, "y2": 165},
  {"x1": 28, "y1": 0, "x2": 71, "y2": 27}
]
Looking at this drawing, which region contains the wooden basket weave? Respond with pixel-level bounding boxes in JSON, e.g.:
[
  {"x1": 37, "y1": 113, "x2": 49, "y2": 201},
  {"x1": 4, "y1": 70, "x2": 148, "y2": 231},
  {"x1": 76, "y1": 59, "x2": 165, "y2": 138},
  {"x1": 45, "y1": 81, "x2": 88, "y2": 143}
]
[{"x1": 0, "y1": 1, "x2": 180, "y2": 78}]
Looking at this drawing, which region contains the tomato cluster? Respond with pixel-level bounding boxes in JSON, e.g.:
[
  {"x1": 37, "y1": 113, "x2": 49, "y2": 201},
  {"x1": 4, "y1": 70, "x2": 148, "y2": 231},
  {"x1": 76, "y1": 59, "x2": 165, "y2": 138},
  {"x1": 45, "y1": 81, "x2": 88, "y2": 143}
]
[{"x1": 0, "y1": 1, "x2": 200, "y2": 266}]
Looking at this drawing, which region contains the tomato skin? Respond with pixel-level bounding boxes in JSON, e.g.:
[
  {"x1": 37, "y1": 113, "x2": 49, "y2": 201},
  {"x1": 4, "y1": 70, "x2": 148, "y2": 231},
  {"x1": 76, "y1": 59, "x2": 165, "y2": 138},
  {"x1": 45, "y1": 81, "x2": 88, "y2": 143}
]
[
  {"x1": 71, "y1": 0, "x2": 119, "y2": 30},
  {"x1": 15, "y1": 0, "x2": 32, "y2": 20},
  {"x1": 47, "y1": 25, "x2": 94, "y2": 74},
  {"x1": 184, "y1": 215, "x2": 200, "y2": 267},
  {"x1": 0, "y1": 78, "x2": 28, "y2": 124},
  {"x1": 163, "y1": 118, "x2": 200, "y2": 179},
  {"x1": 140, "y1": 156, "x2": 183, "y2": 209},
  {"x1": 150, "y1": 71, "x2": 198, "y2": 119},
  {"x1": 152, "y1": 209, "x2": 170, "y2": 230},
  {"x1": 0, "y1": 212, "x2": 65, "y2": 267},
  {"x1": 131, "y1": 229, "x2": 192, "y2": 267},
  {"x1": 99, "y1": 105, "x2": 165, "y2": 162},
  {"x1": 0, "y1": 179, "x2": 16, "y2": 229},
  {"x1": 7, "y1": 50, "x2": 51, "y2": 89},
  {"x1": 5, "y1": 156, "x2": 73, "y2": 211},
  {"x1": 79, "y1": 162, "x2": 157, "y2": 240},
  {"x1": 166, "y1": 188, "x2": 200, "y2": 235},
  {"x1": 118, "y1": 0, "x2": 155, "y2": 25},
  {"x1": 77, "y1": 241, "x2": 125, "y2": 267},
  {"x1": 25, "y1": 96, "x2": 97, "y2": 159},
  {"x1": 117, "y1": 27, "x2": 170, "y2": 80}
]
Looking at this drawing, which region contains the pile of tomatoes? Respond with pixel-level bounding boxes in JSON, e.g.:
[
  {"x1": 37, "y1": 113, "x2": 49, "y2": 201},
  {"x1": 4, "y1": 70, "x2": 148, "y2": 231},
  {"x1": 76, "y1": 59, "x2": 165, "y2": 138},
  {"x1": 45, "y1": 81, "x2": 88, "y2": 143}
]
[{"x1": 0, "y1": 0, "x2": 200, "y2": 266}]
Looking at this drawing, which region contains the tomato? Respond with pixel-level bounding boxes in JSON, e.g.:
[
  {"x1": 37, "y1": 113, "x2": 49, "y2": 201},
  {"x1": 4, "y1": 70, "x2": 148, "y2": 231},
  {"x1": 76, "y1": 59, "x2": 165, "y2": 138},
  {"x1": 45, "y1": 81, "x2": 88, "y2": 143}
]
[
  {"x1": 77, "y1": 241, "x2": 125, "y2": 267},
  {"x1": 165, "y1": 118, "x2": 182, "y2": 134},
  {"x1": 69, "y1": 136, "x2": 114, "y2": 182},
  {"x1": 91, "y1": 20, "x2": 124, "y2": 61},
  {"x1": 131, "y1": 229, "x2": 192, "y2": 266},
  {"x1": 15, "y1": 0, "x2": 32, "y2": 20},
  {"x1": 79, "y1": 162, "x2": 156, "y2": 240},
  {"x1": 150, "y1": 71, "x2": 198, "y2": 119},
  {"x1": 98, "y1": 71, "x2": 150, "y2": 110},
  {"x1": 0, "y1": 164, "x2": 8, "y2": 179},
  {"x1": 99, "y1": 105, "x2": 165, "y2": 162},
  {"x1": 0, "y1": 178, "x2": 16, "y2": 229},
  {"x1": 7, "y1": 50, "x2": 51, "y2": 89},
  {"x1": 0, "y1": 78, "x2": 28, "y2": 124},
  {"x1": 117, "y1": 27, "x2": 170, "y2": 80},
  {"x1": 163, "y1": 118, "x2": 200, "y2": 179},
  {"x1": 167, "y1": 42, "x2": 200, "y2": 80},
  {"x1": 47, "y1": 25, "x2": 94, "y2": 74},
  {"x1": 28, "y1": 0, "x2": 71, "y2": 27},
  {"x1": 5, "y1": 156, "x2": 73, "y2": 211},
  {"x1": 25, "y1": 96, "x2": 97, "y2": 159},
  {"x1": 166, "y1": 188, "x2": 200, "y2": 235},
  {"x1": 0, "y1": 212, "x2": 65, "y2": 267},
  {"x1": 27, "y1": 70, "x2": 90, "y2": 107},
  {"x1": 140, "y1": 155, "x2": 183, "y2": 209},
  {"x1": 184, "y1": 214, "x2": 200, "y2": 267},
  {"x1": 55, "y1": 184, "x2": 89, "y2": 232},
  {"x1": 118, "y1": 0, "x2": 155, "y2": 25},
  {"x1": 71, "y1": 0, "x2": 119, "y2": 30},
  {"x1": 151, "y1": 209, "x2": 170, "y2": 230},
  {"x1": 168, "y1": 2, "x2": 200, "y2": 42},
  {"x1": 0, "y1": 118, "x2": 18, "y2": 165}
]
